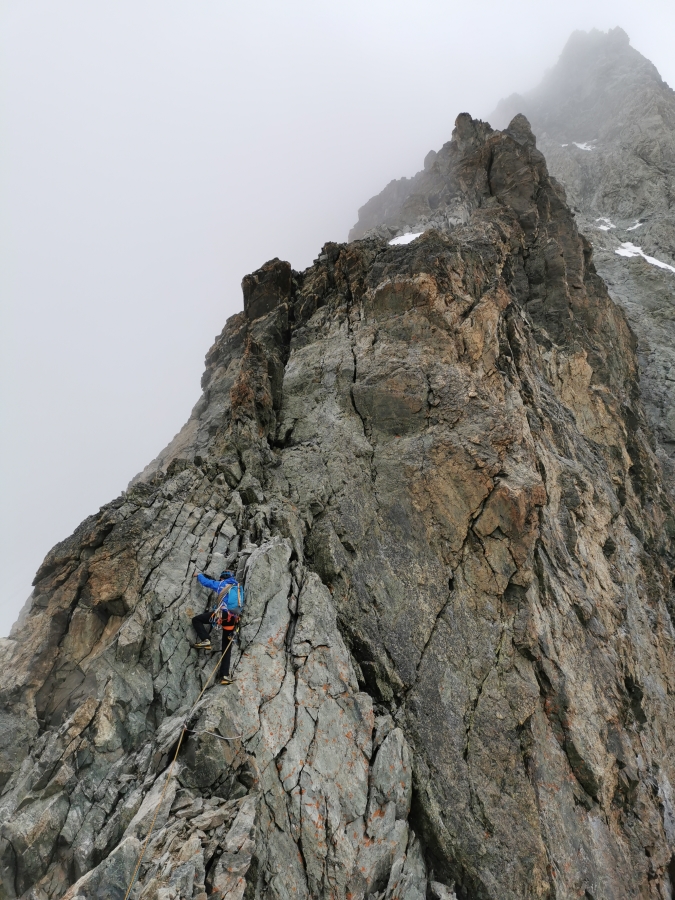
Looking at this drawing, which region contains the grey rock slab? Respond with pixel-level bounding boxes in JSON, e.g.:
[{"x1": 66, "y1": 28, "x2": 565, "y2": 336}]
[
  {"x1": 277, "y1": 704, "x2": 316, "y2": 793},
  {"x1": 308, "y1": 696, "x2": 370, "y2": 822},
  {"x1": 255, "y1": 660, "x2": 296, "y2": 763},
  {"x1": 222, "y1": 793, "x2": 257, "y2": 853},
  {"x1": 384, "y1": 832, "x2": 427, "y2": 900},
  {"x1": 240, "y1": 537, "x2": 292, "y2": 649},
  {"x1": 62, "y1": 835, "x2": 141, "y2": 900},
  {"x1": 249, "y1": 800, "x2": 309, "y2": 900},
  {"x1": 367, "y1": 728, "x2": 412, "y2": 825},
  {"x1": 124, "y1": 767, "x2": 179, "y2": 841},
  {"x1": 1, "y1": 791, "x2": 70, "y2": 895},
  {"x1": 349, "y1": 816, "x2": 409, "y2": 898}
]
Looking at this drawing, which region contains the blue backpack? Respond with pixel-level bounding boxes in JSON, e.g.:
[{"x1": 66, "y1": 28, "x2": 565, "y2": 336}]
[{"x1": 216, "y1": 581, "x2": 244, "y2": 618}]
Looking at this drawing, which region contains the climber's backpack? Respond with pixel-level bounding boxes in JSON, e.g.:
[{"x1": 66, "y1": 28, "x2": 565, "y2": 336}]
[{"x1": 215, "y1": 581, "x2": 244, "y2": 628}]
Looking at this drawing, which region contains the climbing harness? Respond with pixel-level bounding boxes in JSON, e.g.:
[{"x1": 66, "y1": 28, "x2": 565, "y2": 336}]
[{"x1": 123, "y1": 630, "x2": 238, "y2": 900}]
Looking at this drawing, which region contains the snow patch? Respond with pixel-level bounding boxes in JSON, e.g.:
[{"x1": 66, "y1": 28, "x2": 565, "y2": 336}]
[
  {"x1": 561, "y1": 140, "x2": 597, "y2": 151},
  {"x1": 615, "y1": 242, "x2": 675, "y2": 274},
  {"x1": 389, "y1": 232, "x2": 424, "y2": 246},
  {"x1": 596, "y1": 217, "x2": 615, "y2": 232},
  {"x1": 626, "y1": 221, "x2": 643, "y2": 231}
]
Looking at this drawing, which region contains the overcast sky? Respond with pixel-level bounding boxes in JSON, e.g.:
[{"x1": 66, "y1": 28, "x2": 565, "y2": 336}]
[{"x1": 2, "y1": 0, "x2": 674, "y2": 636}]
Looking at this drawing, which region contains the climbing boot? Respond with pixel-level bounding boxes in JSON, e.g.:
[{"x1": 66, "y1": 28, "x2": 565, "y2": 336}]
[
  {"x1": 193, "y1": 640, "x2": 212, "y2": 650},
  {"x1": 219, "y1": 676, "x2": 234, "y2": 685}
]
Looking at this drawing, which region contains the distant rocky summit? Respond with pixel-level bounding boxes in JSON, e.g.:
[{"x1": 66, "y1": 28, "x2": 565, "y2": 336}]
[
  {"x1": 352, "y1": 27, "x2": 675, "y2": 497},
  {"x1": 491, "y1": 26, "x2": 675, "y2": 494},
  {"x1": 1, "y1": 29, "x2": 675, "y2": 900}
]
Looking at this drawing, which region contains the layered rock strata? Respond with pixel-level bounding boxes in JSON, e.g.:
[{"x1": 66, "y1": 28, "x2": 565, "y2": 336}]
[{"x1": 1, "y1": 111, "x2": 674, "y2": 900}]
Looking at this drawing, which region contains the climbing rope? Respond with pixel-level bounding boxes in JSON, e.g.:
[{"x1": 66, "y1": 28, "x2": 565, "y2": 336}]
[
  {"x1": 123, "y1": 630, "x2": 237, "y2": 900},
  {"x1": 190, "y1": 727, "x2": 245, "y2": 742}
]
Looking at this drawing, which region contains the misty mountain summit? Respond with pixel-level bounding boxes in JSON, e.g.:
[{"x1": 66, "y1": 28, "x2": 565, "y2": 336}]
[
  {"x1": 494, "y1": 25, "x2": 675, "y2": 497},
  {"x1": 1, "y1": 27, "x2": 675, "y2": 900},
  {"x1": 491, "y1": 26, "x2": 668, "y2": 144}
]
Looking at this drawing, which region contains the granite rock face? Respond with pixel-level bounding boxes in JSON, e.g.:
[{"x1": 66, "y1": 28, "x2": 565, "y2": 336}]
[
  {"x1": 491, "y1": 27, "x2": 675, "y2": 495},
  {"x1": 1, "y1": 111, "x2": 675, "y2": 900}
]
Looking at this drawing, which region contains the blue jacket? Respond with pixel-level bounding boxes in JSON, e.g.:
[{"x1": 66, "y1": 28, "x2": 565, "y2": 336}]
[{"x1": 196, "y1": 573, "x2": 243, "y2": 615}]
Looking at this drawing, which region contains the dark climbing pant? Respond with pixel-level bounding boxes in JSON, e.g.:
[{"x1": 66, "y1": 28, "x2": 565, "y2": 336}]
[{"x1": 192, "y1": 612, "x2": 235, "y2": 678}]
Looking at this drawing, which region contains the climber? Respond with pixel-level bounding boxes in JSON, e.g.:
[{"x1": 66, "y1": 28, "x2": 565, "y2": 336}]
[{"x1": 191, "y1": 569, "x2": 244, "y2": 685}]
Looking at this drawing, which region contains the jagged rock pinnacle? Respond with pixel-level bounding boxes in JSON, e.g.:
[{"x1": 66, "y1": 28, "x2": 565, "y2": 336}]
[{"x1": 1, "y1": 78, "x2": 675, "y2": 900}]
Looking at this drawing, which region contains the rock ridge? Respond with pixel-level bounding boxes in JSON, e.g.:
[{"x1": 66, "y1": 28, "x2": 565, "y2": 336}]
[{"x1": 1, "y1": 111, "x2": 674, "y2": 900}]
